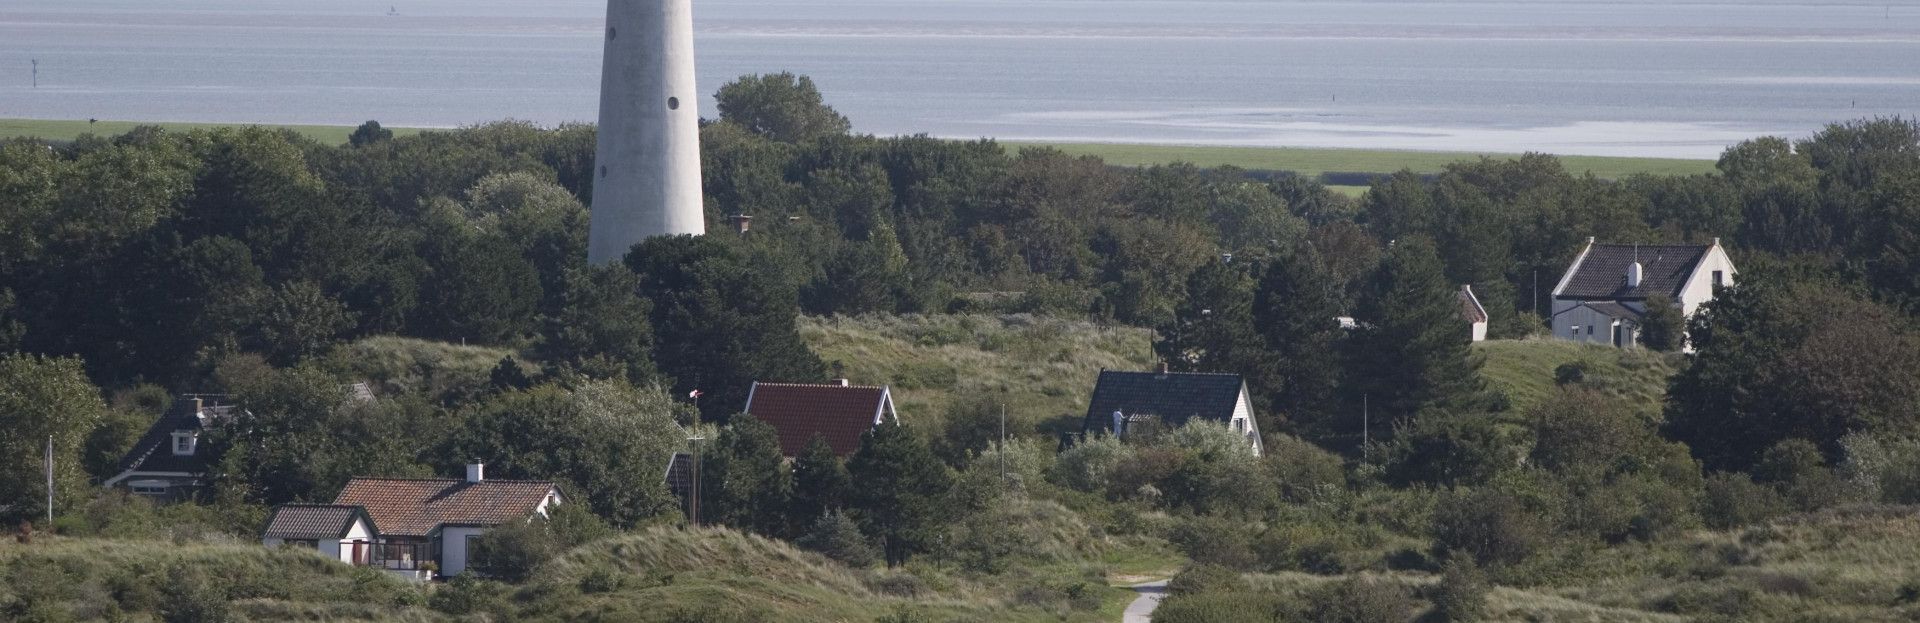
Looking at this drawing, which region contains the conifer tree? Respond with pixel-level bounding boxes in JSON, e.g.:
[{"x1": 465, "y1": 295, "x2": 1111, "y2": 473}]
[
  {"x1": 1343, "y1": 236, "x2": 1485, "y2": 444},
  {"x1": 1157, "y1": 259, "x2": 1266, "y2": 378},
  {"x1": 1252, "y1": 246, "x2": 1346, "y2": 438},
  {"x1": 788, "y1": 434, "x2": 851, "y2": 534},
  {"x1": 701, "y1": 414, "x2": 792, "y2": 537},
  {"x1": 846, "y1": 421, "x2": 953, "y2": 566}
]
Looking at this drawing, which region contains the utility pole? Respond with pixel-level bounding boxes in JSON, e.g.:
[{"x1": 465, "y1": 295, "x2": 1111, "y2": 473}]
[
  {"x1": 45, "y1": 436, "x2": 55, "y2": 524},
  {"x1": 689, "y1": 389, "x2": 702, "y2": 527},
  {"x1": 1361, "y1": 394, "x2": 1370, "y2": 450},
  {"x1": 998, "y1": 404, "x2": 1007, "y2": 490}
]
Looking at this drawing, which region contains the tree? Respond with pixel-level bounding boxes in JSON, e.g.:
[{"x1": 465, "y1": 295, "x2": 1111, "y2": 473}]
[
  {"x1": 0, "y1": 354, "x2": 108, "y2": 522},
  {"x1": 1637, "y1": 293, "x2": 1685, "y2": 352},
  {"x1": 534, "y1": 265, "x2": 659, "y2": 385},
  {"x1": 795, "y1": 510, "x2": 878, "y2": 567},
  {"x1": 1667, "y1": 278, "x2": 1920, "y2": 471},
  {"x1": 845, "y1": 421, "x2": 953, "y2": 566},
  {"x1": 701, "y1": 414, "x2": 793, "y2": 536},
  {"x1": 626, "y1": 235, "x2": 826, "y2": 421},
  {"x1": 1251, "y1": 246, "x2": 1345, "y2": 437},
  {"x1": 788, "y1": 435, "x2": 851, "y2": 531},
  {"x1": 349, "y1": 120, "x2": 394, "y2": 147},
  {"x1": 1342, "y1": 237, "x2": 1486, "y2": 445},
  {"x1": 1158, "y1": 259, "x2": 1266, "y2": 381},
  {"x1": 714, "y1": 73, "x2": 852, "y2": 144},
  {"x1": 442, "y1": 382, "x2": 684, "y2": 527}
]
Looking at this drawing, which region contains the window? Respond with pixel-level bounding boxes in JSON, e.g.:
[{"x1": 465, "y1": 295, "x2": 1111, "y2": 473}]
[
  {"x1": 1713, "y1": 270, "x2": 1725, "y2": 287},
  {"x1": 130, "y1": 484, "x2": 168, "y2": 495},
  {"x1": 171, "y1": 432, "x2": 197, "y2": 456},
  {"x1": 1587, "y1": 325, "x2": 1595, "y2": 336}
]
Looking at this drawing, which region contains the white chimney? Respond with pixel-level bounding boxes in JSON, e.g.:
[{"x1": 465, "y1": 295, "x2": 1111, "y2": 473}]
[
  {"x1": 466, "y1": 462, "x2": 485, "y2": 483},
  {"x1": 832, "y1": 378, "x2": 849, "y2": 387},
  {"x1": 1627, "y1": 261, "x2": 1644, "y2": 288}
]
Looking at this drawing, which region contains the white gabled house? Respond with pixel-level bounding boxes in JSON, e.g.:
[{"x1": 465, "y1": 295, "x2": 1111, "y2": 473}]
[
  {"x1": 1079, "y1": 364, "x2": 1263, "y2": 456},
  {"x1": 1458, "y1": 285, "x2": 1489, "y2": 342},
  {"x1": 264, "y1": 462, "x2": 561, "y2": 580},
  {"x1": 1550, "y1": 238, "x2": 1736, "y2": 349}
]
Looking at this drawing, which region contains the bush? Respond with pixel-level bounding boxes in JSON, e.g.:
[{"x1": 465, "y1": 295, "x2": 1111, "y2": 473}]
[
  {"x1": 470, "y1": 517, "x2": 561, "y2": 582},
  {"x1": 1428, "y1": 552, "x2": 1488, "y2": 622},
  {"x1": 1051, "y1": 433, "x2": 1133, "y2": 493},
  {"x1": 1263, "y1": 435, "x2": 1349, "y2": 504},
  {"x1": 158, "y1": 565, "x2": 234, "y2": 623},
  {"x1": 1168, "y1": 515, "x2": 1257, "y2": 570},
  {"x1": 1153, "y1": 591, "x2": 1297, "y2": 623},
  {"x1": 1432, "y1": 488, "x2": 1548, "y2": 569},
  {"x1": 1304, "y1": 575, "x2": 1421, "y2": 623},
  {"x1": 796, "y1": 511, "x2": 880, "y2": 568},
  {"x1": 1168, "y1": 564, "x2": 1243, "y2": 596},
  {"x1": 428, "y1": 575, "x2": 513, "y2": 616},
  {"x1": 1702, "y1": 472, "x2": 1789, "y2": 529}
]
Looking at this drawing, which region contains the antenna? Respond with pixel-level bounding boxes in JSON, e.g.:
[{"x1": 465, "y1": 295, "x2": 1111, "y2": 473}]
[{"x1": 31, "y1": 58, "x2": 38, "y2": 88}]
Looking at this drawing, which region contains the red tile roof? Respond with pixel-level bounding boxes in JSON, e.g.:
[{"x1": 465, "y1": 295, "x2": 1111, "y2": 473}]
[
  {"x1": 263, "y1": 504, "x2": 373, "y2": 540},
  {"x1": 745, "y1": 382, "x2": 894, "y2": 457},
  {"x1": 331, "y1": 478, "x2": 559, "y2": 537}
]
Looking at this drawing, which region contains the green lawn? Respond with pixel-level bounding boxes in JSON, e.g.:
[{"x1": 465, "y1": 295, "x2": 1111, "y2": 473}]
[
  {"x1": 1008, "y1": 141, "x2": 1718, "y2": 179},
  {"x1": 0, "y1": 118, "x2": 424, "y2": 144},
  {"x1": 1475, "y1": 337, "x2": 1683, "y2": 415}
]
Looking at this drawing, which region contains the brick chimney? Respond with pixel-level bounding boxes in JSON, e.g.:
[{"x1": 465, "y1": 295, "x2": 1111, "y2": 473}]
[{"x1": 728, "y1": 214, "x2": 752, "y2": 234}]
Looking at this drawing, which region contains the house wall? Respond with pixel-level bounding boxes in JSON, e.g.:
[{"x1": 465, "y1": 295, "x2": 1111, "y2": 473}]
[
  {"x1": 1552, "y1": 305, "x2": 1642, "y2": 347},
  {"x1": 1676, "y1": 246, "x2": 1737, "y2": 317},
  {"x1": 1231, "y1": 390, "x2": 1263, "y2": 457},
  {"x1": 439, "y1": 526, "x2": 490, "y2": 576},
  {"x1": 1470, "y1": 320, "x2": 1487, "y2": 343},
  {"x1": 320, "y1": 519, "x2": 373, "y2": 564}
]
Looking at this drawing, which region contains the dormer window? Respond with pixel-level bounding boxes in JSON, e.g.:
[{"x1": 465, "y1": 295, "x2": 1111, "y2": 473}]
[{"x1": 172, "y1": 431, "x2": 198, "y2": 456}]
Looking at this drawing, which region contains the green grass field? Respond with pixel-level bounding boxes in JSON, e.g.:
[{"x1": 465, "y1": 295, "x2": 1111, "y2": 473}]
[
  {"x1": 1476, "y1": 337, "x2": 1682, "y2": 415},
  {"x1": 0, "y1": 118, "x2": 424, "y2": 144},
  {"x1": 1009, "y1": 141, "x2": 1719, "y2": 179}
]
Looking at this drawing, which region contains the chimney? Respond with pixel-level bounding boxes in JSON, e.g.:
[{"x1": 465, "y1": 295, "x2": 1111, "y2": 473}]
[
  {"x1": 1627, "y1": 261, "x2": 1644, "y2": 288},
  {"x1": 1156, "y1": 361, "x2": 1170, "y2": 376},
  {"x1": 831, "y1": 378, "x2": 850, "y2": 387},
  {"x1": 729, "y1": 214, "x2": 752, "y2": 234},
  {"x1": 466, "y1": 462, "x2": 485, "y2": 483},
  {"x1": 191, "y1": 397, "x2": 203, "y2": 414}
]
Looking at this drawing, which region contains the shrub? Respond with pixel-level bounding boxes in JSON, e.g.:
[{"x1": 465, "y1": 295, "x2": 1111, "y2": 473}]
[
  {"x1": 1168, "y1": 515, "x2": 1257, "y2": 570},
  {"x1": 1428, "y1": 552, "x2": 1488, "y2": 622},
  {"x1": 1432, "y1": 488, "x2": 1548, "y2": 569},
  {"x1": 1168, "y1": 564, "x2": 1243, "y2": 596},
  {"x1": 1050, "y1": 433, "x2": 1133, "y2": 493},
  {"x1": 1263, "y1": 435, "x2": 1349, "y2": 504},
  {"x1": 1553, "y1": 362, "x2": 1586, "y2": 385},
  {"x1": 1702, "y1": 472, "x2": 1789, "y2": 530},
  {"x1": 470, "y1": 517, "x2": 561, "y2": 582},
  {"x1": 428, "y1": 575, "x2": 512, "y2": 616},
  {"x1": 796, "y1": 511, "x2": 880, "y2": 568},
  {"x1": 1304, "y1": 575, "x2": 1421, "y2": 623},
  {"x1": 1153, "y1": 592, "x2": 1297, "y2": 623},
  {"x1": 158, "y1": 565, "x2": 233, "y2": 623}
]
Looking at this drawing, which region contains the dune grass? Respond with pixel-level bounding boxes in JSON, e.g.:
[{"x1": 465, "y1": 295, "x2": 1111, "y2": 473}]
[
  {"x1": 0, "y1": 118, "x2": 425, "y2": 145},
  {"x1": 1009, "y1": 141, "x2": 1718, "y2": 179},
  {"x1": 799, "y1": 313, "x2": 1156, "y2": 434},
  {"x1": 1475, "y1": 338, "x2": 1682, "y2": 415}
]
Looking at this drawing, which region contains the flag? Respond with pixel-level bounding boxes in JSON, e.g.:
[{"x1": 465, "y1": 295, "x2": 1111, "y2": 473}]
[{"x1": 688, "y1": 389, "x2": 703, "y2": 399}]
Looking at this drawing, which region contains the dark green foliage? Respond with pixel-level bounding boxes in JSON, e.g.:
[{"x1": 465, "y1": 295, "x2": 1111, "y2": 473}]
[
  {"x1": 715, "y1": 72, "x2": 852, "y2": 144},
  {"x1": 1253, "y1": 246, "x2": 1347, "y2": 437},
  {"x1": 1384, "y1": 411, "x2": 1520, "y2": 487},
  {"x1": 158, "y1": 565, "x2": 234, "y2": 623},
  {"x1": 796, "y1": 510, "x2": 879, "y2": 568},
  {"x1": 1433, "y1": 488, "x2": 1548, "y2": 569},
  {"x1": 470, "y1": 518, "x2": 560, "y2": 582},
  {"x1": 1701, "y1": 472, "x2": 1789, "y2": 529},
  {"x1": 0, "y1": 354, "x2": 109, "y2": 521},
  {"x1": 625, "y1": 235, "x2": 826, "y2": 421},
  {"x1": 1168, "y1": 515, "x2": 1257, "y2": 570},
  {"x1": 348, "y1": 120, "x2": 393, "y2": 148},
  {"x1": 535, "y1": 264, "x2": 659, "y2": 384},
  {"x1": 1168, "y1": 563, "x2": 1244, "y2": 596},
  {"x1": 845, "y1": 422, "x2": 954, "y2": 566},
  {"x1": 931, "y1": 394, "x2": 1008, "y2": 469},
  {"x1": 1638, "y1": 294, "x2": 1686, "y2": 352},
  {"x1": 1303, "y1": 575, "x2": 1421, "y2": 623},
  {"x1": 1429, "y1": 552, "x2": 1489, "y2": 622},
  {"x1": 1344, "y1": 236, "x2": 1487, "y2": 445},
  {"x1": 429, "y1": 574, "x2": 513, "y2": 616},
  {"x1": 702, "y1": 414, "x2": 793, "y2": 536},
  {"x1": 788, "y1": 435, "x2": 851, "y2": 532}
]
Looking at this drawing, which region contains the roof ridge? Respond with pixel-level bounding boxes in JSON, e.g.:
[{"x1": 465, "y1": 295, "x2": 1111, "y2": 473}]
[
  {"x1": 1103, "y1": 370, "x2": 1243, "y2": 377},
  {"x1": 755, "y1": 381, "x2": 887, "y2": 389},
  {"x1": 344, "y1": 477, "x2": 558, "y2": 485}
]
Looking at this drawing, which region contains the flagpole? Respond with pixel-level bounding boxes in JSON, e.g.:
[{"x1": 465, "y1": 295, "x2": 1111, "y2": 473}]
[{"x1": 46, "y1": 435, "x2": 55, "y2": 525}]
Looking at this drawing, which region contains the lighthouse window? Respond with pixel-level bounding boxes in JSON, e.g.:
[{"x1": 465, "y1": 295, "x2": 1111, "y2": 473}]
[
  {"x1": 668, "y1": 97, "x2": 680, "y2": 110},
  {"x1": 599, "y1": 165, "x2": 607, "y2": 178},
  {"x1": 607, "y1": 27, "x2": 616, "y2": 40}
]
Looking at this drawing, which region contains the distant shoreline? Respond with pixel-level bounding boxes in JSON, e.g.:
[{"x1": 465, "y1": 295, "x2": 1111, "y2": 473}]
[{"x1": 0, "y1": 117, "x2": 1717, "y2": 183}]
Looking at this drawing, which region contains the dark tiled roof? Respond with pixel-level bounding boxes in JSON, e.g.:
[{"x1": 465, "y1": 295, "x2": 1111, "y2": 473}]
[
  {"x1": 1558, "y1": 243, "x2": 1710, "y2": 301},
  {"x1": 1458, "y1": 286, "x2": 1488, "y2": 324},
  {"x1": 115, "y1": 399, "x2": 237, "y2": 476},
  {"x1": 332, "y1": 478, "x2": 558, "y2": 537},
  {"x1": 745, "y1": 382, "x2": 891, "y2": 457},
  {"x1": 263, "y1": 504, "x2": 373, "y2": 540},
  {"x1": 1080, "y1": 370, "x2": 1246, "y2": 434}
]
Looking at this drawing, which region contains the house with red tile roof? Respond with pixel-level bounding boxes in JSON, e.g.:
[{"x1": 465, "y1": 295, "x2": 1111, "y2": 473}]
[
  {"x1": 744, "y1": 380, "x2": 898, "y2": 458},
  {"x1": 264, "y1": 463, "x2": 560, "y2": 579},
  {"x1": 262, "y1": 504, "x2": 379, "y2": 566}
]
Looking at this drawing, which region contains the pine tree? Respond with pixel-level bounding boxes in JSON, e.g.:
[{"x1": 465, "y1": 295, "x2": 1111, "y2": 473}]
[
  {"x1": 701, "y1": 414, "x2": 793, "y2": 537},
  {"x1": 788, "y1": 434, "x2": 851, "y2": 534},
  {"x1": 1343, "y1": 236, "x2": 1485, "y2": 445},
  {"x1": 846, "y1": 421, "x2": 954, "y2": 566},
  {"x1": 1252, "y1": 246, "x2": 1346, "y2": 438},
  {"x1": 1157, "y1": 259, "x2": 1267, "y2": 377}
]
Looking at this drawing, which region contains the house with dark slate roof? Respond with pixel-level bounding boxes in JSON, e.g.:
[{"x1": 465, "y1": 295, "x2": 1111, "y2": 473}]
[
  {"x1": 1550, "y1": 237, "x2": 1736, "y2": 349},
  {"x1": 264, "y1": 462, "x2": 561, "y2": 580},
  {"x1": 1079, "y1": 365, "x2": 1263, "y2": 456},
  {"x1": 103, "y1": 396, "x2": 240, "y2": 502},
  {"x1": 744, "y1": 380, "x2": 898, "y2": 458}
]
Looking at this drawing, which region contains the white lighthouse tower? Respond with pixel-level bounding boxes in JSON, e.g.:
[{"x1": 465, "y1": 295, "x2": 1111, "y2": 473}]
[{"x1": 588, "y1": 0, "x2": 705, "y2": 266}]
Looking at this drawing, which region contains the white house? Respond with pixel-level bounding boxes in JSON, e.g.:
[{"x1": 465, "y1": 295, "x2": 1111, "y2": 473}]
[
  {"x1": 1550, "y1": 238, "x2": 1735, "y2": 349},
  {"x1": 262, "y1": 504, "x2": 379, "y2": 565},
  {"x1": 1458, "y1": 285, "x2": 1489, "y2": 342},
  {"x1": 267, "y1": 463, "x2": 561, "y2": 580},
  {"x1": 1080, "y1": 364, "x2": 1263, "y2": 456},
  {"x1": 103, "y1": 396, "x2": 240, "y2": 502}
]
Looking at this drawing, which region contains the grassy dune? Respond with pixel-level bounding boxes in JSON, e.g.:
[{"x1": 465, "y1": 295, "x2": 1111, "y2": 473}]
[
  {"x1": 799, "y1": 314, "x2": 1156, "y2": 434},
  {"x1": 1010, "y1": 141, "x2": 1719, "y2": 179},
  {"x1": 1476, "y1": 337, "x2": 1682, "y2": 414}
]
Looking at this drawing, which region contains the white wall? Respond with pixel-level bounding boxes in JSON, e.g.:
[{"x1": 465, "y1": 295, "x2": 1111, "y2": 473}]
[
  {"x1": 439, "y1": 526, "x2": 490, "y2": 576},
  {"x1": 1231, "y1": 390, "x2": 1262, "y2": 457},
  {"x1": 320, "y1": 518, "x2": 373, "y2": 564},
  {"x1": 1470, "y1": 320, "x2": 1488, "y2": 343},
  {"x1": 1552, "y1": 305, "x2": 1640, "y2": 347},
  {"x1": 1676, "y1": 245, "x2": 1737, "y2": 317}
]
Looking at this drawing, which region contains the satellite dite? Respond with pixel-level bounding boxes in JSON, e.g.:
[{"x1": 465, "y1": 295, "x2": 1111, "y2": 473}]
[{"x1": 588, "y1": 0, "x2": 706, "y2": 266}]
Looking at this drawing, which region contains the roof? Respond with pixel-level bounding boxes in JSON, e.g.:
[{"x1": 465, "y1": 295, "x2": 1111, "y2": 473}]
[
  {"x1": 1458, "y1": 286, "x2": 1488, "y2": 324},
  {"x1": 113, "y1": 398, "x2": 238, "y2": 476},
  {"x1": 1557, "y1": 242, "x2": 1711, "y2": 301},
  {"x1": 745, "y1": 382, "x2": 894, "y2": 457},
  {"x1": 263, "y1": 504, "x2": 374, "y2": 540},
  {"x1": 1080, "y1": 370, "x2": 1247, "y2": 433},
  {"x1": 331, "y1": 477, "x2": 558, "y2": 537}
]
